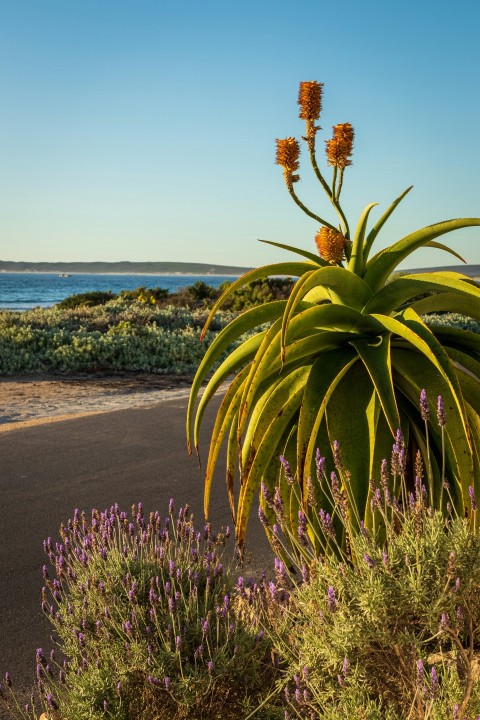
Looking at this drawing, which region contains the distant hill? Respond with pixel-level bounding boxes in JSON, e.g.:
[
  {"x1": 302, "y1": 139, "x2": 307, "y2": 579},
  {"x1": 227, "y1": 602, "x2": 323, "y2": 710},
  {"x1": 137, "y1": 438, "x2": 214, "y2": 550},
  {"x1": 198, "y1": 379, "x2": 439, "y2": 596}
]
[
  {"x1": 402, "y1": 264, "x2": 480, "y2": 278},
  {"x1": 0, "y1": 261, "x2": 253, "y2": 275},
  {"x1": 0, "y1": 260, "x2": 478, "y2": 278}
]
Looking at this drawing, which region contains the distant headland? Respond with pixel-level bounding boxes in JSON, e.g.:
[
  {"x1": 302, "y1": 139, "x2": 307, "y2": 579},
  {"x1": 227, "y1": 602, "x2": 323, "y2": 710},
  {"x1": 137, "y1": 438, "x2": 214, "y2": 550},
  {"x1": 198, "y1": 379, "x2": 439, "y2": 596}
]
[{"x1": 0, "y1": 261, "x2": 253, "y2": 275}]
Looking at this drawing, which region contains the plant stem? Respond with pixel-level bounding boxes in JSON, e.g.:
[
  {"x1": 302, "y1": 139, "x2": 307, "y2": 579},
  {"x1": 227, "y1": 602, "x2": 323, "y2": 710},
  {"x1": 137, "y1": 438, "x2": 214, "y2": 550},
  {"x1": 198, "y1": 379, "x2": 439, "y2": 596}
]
[
  {"x1": 307, "y1": 145, "x2": 350, "y2": 237},
  {"x1": 286, "y1": 182, "x2": 337, "y2": 231}
]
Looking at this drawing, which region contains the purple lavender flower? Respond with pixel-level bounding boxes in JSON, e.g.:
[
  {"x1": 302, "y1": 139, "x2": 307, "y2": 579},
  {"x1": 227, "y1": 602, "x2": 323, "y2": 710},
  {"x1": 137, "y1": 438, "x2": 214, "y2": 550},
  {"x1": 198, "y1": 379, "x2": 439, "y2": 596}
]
[
  {"x1": 36, "y1": 648, "x2": 46, "y2": 666},
  {"x1": 420, "y1": 389, "x2": 429, "y2": 421},
  {"x1": 327, "y1": 586, "x2": 337, "y2": 612},
  {"x1": 269, "y1": 582, "x2": 278, "y2": 601},
  {"x1": 416, "y1": 659, "x2": 424, "y2": 687},
  {"x1": 275, "y1": 558, "x2": 288, "y2": 586},
  {"x1": 46, "y1": 694, "x2": 58, "y2": 710},
  {"x1": 364, "y1": 553, "x2": 375, "y2": 569},
  {"x1": 469, "y1": 486, "x2": 477, "y2": 511},
  {"x1": 273, "y1": 487, "x2": 285, "y2": 520},
  {"x1": 207, "y1": 661, "x2": 214, "y2": 675},
  {"x1": 380, "y1": 458, "x2": 389, "y2": 490},
  {"x1": 297, "y1": 511, "x2": 309, "y2": 547},
  {"x1": 437, "y1": 395, "x2": 446, "y2": 427},
  {"x1": 315, "y1": 449, "x2": 326, "y2": 479},
  {"x1": 439, "y1": 612, "x2": 449, "y2": 632},
  {"x1": 430, "y1": 666, "x2": 439, "y2": 698},
  {"x1": 103, "y1": 700, "x2": 109, "y2": 711},
  {"x1": 258, "y1": 506, "x2": 269, "y2": 527},
  {"x1": 148, "y1": 675, "x2": 161, "y2": 686},
  {"x1": 261, "y1": 482, "x2": 273, "y2": 506},
  {"x1": 332, "y1": 440, "x2": 343, "y2": 470},
  {"x1": 301, "y1": 564, "x2": 309, "y2": 583},
  {"x1": 279, "y1": 455, "x2": 294, "y2": 484}
]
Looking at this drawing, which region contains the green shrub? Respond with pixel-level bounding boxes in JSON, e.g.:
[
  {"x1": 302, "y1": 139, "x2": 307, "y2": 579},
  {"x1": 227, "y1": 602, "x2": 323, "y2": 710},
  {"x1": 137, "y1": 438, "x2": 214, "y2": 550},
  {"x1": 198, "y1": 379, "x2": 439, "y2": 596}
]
[
  {"x1": 257, "y1": 419, "x2": 480, "y2": 719},
  {"x1": 57, "y1": 291, "x2": 117, "y2": 309},
  {"x1": 0, "y1": 503, "x2": 282, "y2": 720},
  {"x1": 0, "y1": 301, "x2": 240, "y2": 374}
]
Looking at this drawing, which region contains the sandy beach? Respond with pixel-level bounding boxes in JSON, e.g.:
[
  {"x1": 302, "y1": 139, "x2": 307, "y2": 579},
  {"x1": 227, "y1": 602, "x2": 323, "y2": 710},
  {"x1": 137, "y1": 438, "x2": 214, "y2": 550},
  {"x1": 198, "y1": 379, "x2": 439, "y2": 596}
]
[{"x1": 0, "y1": 372, "x2": 197, "y2": 429}]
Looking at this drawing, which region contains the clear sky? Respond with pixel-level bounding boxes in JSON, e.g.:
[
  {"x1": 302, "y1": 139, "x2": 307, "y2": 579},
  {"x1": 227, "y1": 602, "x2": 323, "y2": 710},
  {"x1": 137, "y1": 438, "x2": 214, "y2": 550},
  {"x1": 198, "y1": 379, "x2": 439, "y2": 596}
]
[{"x1": 1, "y1": 0, "x2": 479, "y2": 270}]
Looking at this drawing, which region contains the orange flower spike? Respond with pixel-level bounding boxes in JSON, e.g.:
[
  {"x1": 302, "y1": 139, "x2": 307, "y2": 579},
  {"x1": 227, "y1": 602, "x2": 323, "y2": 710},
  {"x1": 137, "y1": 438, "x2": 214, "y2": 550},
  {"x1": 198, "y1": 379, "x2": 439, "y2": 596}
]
[
  {"x1": 315, "y1": 226, "x2": 347, "y2": 264},
  {"x1": 298, "y1": 81, "x2": 323, "y2": 145},
  {"x1": 298, "y1": 81, "x2": 323, "y2": 122},
  {"x1": 275, "y1": 137, "x2": 301, "y2": 188},
  {"x1": 325, "y1": 122, "x2": 355, "y2": 169}
]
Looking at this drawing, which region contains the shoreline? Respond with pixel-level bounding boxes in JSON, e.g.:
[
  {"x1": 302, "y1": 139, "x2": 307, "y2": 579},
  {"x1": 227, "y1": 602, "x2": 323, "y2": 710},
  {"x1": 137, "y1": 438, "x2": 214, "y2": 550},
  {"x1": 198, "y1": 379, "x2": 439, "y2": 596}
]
[{"x1": 0, "y1": 373, "x2": 198, "y2": 428}]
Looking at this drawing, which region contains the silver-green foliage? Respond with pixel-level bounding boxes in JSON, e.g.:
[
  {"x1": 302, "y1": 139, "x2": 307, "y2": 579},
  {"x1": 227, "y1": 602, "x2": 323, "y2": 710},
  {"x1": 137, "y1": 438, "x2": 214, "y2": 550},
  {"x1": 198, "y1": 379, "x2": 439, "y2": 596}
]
[
  {"x1": 0, "y1": 300, "x2": 238, "y2": 374},
  {"x1": 265, "y1": 452, "x2": 480, "y2": 720}
]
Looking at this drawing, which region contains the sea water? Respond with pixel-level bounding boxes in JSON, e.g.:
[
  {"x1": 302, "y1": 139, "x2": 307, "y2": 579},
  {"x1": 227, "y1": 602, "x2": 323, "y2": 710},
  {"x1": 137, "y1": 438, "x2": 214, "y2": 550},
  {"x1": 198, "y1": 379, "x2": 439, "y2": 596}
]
[{"x1": 0, "y1": 273, "x2": 238, "y2": 311}]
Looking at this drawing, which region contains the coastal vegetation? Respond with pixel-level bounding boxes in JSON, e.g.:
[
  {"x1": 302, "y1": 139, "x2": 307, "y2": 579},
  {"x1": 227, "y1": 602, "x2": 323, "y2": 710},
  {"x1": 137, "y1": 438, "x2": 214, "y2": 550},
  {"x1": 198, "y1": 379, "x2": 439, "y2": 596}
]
[
  {"x1": 0, "y1": 279, "x2": 294, "y2": 375},
  {"x1": 2, "y1": 81, "x2": 480, "y2": 720}
]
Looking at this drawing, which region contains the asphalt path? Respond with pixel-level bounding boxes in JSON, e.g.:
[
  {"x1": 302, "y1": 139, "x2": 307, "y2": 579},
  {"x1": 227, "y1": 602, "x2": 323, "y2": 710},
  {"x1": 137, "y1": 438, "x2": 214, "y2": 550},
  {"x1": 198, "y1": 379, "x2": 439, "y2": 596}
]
[{"x1": 0, "y1": 394, "x2": 273, "y2": 715}]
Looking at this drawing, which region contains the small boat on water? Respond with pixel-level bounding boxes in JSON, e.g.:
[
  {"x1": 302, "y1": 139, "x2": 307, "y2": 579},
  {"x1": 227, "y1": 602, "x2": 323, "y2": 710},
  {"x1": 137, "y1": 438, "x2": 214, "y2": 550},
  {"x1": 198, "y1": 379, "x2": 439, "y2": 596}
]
[{"x1": 58, "y1": 273, "x2": 71, "y2": 277}]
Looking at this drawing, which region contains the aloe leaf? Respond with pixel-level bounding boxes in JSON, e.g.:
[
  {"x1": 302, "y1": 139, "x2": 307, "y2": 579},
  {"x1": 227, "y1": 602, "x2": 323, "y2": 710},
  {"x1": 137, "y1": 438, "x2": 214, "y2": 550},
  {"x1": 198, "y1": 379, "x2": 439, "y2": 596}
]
[
  {"x1": 348, "y1": 202, "x2": 378, "y2": 275},
  {"x1": 297, "y1": 349, "x2": 357, "y2": 480},
  {"x1": 371, "y1": 309, "x2": 470, "y2": 428},
  {"x1": 239, "y1": 331, "x2": 350, "y2": 448},
  {"x1": 203, "y1": 366, "x2": 250, "y2": 517},
  {"x1": 225, "y1": 411, "x2": 240, "y2": 522},
  {"x1": 240, "y1": 372, "x2": 288, "y2": 473},
  {"x1": 363, "y1": 186, "x2": 413, "y2": 262},
  {"x1": 410, "y1": 292, "x2": 480, "y2": 322},
  {"x1": 425, "y1": 241, "x2": 466, "y2": 264},
  {"x1": 242, "y1": 365, "x2": 311, "y2": 486},
  {"x1": 428, "y1": 325, "x2": 480, "y2": 356},
  {"x1": 364, "y1": 272, "x2": 480, "y2": 315},
  {"x1": 392, "y1": 350, "x2": 473, "y2": 508},
  {"x1": 187, "y1": 301, "x2": 287, "y2": 450},
  {"x1": 325, "y1": 363, "x2": 379, "y2": 527},
  {"x1": 350, "y1": 334, "x2": 400, "y2": 435},
  {"x1": 280, "y1": 268, "x2": 374, "y2": 353},
  {"x1": 200, "y1": 261, "x2": 317, "y2": 338},
  {"x1": 236, "y1": 382, "x2": 305, "y2": 549},
  {"x1": 446, "y1": 347, "x2": 480, "y2": 386},
  {"x1": 258, "y1": 238, "x2": 328, "y2": 266},
  {"x1": 364, "y1": 218, "x2": 480, "y2": 292},
  {"x1": 303, "y1": 359, "x2": 359, "y2": 489},
  {"x1": 192, "y1": 332, "x2": 265, "y2": 452}
]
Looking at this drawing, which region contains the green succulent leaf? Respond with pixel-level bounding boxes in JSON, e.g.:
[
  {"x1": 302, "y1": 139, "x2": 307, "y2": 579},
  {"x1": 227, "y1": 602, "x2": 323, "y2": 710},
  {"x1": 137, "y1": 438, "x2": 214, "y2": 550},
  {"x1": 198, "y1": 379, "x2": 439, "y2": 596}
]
[
  {"x1": 364, "y1": 272, "x2": 480, "y2": 315},
  {"x1": 200, "y1": 261, "x2": 317, "y2": 338},
  {"x1": 363, "y1": 186, "x2": 413, "y2": 262},
  {"x1": 364, "y1": 218, "x2": 480, "y2": 292},
  {"x1": 258, "y1": 238, "x2": 328, "y2": 266},
  {"x1": 350, "y1": 334, "x2": 400, "y2": 435},
  {"x1": 348, "y1": 202, "x2": 378, "y2": 275}
]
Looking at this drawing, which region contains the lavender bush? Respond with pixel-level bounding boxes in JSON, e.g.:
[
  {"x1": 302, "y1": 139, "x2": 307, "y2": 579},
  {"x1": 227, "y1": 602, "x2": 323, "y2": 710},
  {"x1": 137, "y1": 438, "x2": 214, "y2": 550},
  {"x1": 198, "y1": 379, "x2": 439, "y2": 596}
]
[
  {"x1": 259, "y1": 394, "x2": 480, "y2": 719},
  {"x1": 1, "y1": 503, "x2": 282, "y2": 719}
]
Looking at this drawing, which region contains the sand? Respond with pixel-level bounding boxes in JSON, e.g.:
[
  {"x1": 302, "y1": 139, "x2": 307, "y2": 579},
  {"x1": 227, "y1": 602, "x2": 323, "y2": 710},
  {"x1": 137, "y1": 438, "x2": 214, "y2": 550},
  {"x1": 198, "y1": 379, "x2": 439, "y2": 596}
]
[{"x1": 0, "y1": 372, "x2": 197, "y2": 431}]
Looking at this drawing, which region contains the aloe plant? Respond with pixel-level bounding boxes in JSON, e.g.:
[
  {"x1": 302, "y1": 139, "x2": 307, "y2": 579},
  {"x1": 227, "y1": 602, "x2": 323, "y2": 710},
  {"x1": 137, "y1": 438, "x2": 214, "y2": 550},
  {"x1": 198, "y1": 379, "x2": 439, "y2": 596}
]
[{"x1": 187, "y1": 81, "x2": 480, "y2": 552}]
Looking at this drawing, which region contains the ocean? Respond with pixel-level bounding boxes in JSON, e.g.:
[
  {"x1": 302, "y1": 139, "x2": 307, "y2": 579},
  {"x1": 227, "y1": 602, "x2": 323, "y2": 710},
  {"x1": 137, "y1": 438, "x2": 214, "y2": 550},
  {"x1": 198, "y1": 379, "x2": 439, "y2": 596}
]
[{"x1": 0, "y1": 273, "x2": 239, "y2": 311}]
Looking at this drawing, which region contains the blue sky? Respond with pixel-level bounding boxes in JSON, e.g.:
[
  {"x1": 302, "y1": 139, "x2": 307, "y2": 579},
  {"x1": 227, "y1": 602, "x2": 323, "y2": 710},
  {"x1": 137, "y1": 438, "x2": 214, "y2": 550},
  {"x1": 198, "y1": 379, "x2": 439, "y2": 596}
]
[{"x1": 1, "y1": 0, "x2": 479, "y2": 269}]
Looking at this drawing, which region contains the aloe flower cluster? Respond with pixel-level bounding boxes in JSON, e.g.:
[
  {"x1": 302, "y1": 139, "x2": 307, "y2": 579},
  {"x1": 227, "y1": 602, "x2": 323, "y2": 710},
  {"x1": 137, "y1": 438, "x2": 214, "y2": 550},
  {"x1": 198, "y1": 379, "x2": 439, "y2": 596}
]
[
  {"x1": 188, "y1": 80, "x2": 480, "y2": 559},
  {"x1": 1, "y1": 502, "x2": 279, "y2": 720}
]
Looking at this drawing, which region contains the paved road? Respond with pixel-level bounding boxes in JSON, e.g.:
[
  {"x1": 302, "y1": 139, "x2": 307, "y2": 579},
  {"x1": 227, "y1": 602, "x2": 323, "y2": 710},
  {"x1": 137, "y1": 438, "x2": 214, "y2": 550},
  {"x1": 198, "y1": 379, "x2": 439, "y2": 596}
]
[{"x1": 0, "y1": 395, "x2": 273, "y2": 713}]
